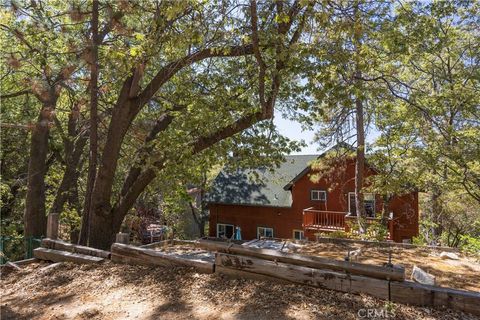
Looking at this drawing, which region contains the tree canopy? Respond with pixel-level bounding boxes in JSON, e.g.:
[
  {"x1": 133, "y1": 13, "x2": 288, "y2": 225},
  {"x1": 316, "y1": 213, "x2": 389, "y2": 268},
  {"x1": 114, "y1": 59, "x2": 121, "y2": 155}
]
[{"x1": 1, "y1": 0, "x2": 478, "y2": 251}]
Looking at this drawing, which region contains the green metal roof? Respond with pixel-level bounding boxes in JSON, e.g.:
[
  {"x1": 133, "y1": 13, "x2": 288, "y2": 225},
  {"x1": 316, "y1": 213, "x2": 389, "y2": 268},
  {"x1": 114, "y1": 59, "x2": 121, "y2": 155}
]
[{"x1": 207, "y1": 155, "x2": 318, "y2": 207}]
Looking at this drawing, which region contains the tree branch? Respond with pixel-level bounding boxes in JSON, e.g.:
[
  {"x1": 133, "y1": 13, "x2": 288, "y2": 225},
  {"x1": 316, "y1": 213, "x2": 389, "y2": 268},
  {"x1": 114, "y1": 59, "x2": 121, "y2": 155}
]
[
  {"x1": 250, "y1": 0, "x2": 267, "y2": 108},
  {"x1": 136, "y1": 44, "x2": 254, "y2": 108},
  {"x1": 0, "y1": 90, "x2": 30, "y2": 99}
]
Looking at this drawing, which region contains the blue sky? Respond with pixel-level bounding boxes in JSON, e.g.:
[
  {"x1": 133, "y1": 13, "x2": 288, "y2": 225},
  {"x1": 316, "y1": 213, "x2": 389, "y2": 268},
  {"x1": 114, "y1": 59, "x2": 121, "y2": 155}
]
[
  {"x1": 274, "y1": 111, "x2": 381, "y2": 155},
  {"x1": 274, "y1": 114, "x2": 319, "y2": 155}
]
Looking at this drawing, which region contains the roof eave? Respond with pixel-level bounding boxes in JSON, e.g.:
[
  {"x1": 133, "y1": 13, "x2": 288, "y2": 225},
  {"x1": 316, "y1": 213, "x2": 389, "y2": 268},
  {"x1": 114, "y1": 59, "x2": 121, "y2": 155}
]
[
  {"x1": 207, "y1": 201, "x2": 292, "y2": 209},
  {"x1": 283, "y1": 165, "x2": 311, "y2": 190}
]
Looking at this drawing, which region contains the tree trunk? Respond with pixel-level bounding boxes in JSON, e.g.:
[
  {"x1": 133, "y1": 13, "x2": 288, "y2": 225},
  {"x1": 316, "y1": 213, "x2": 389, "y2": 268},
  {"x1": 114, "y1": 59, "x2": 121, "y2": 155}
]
[
  {"x1": 355, "y1": 96, "x2": 367, "y2": 234},
  {"x1": 353, "y1": 1, "x2": 366, "y2": 234},
  {"x1": 198, "y1": 220, "x2": 206, "y2": 238},
  {"x1": 49, "y1": 165, "x2": 80, "y2": 215},
  {"x1": 189, "y1": 201, "x2": 206, "y2": 238},
  {"x1": 79, "y1": 0, "x2": 100, "y2": 245},
  {"x1": 24, "y1": 104, "x2": 53, "y2": 238},
  {"x1": 429, "y1": 187, "x2": 442, "y2": 244},
  {"x1": 87, "y1": 210, "x2": 115, "y2": 250},
  {"x1": 49, "y1": 133, "x2": 87, "y2": 217},
  {"x1": 86, "y1": 88, "x2": 136, "y2": 248}
]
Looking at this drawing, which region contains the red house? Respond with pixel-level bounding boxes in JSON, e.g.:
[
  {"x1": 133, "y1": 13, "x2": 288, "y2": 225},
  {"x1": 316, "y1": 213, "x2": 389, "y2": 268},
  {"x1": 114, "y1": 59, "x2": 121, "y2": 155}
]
[{"x1": 207, "y1": 149, "x2": 419, "y2": 243}]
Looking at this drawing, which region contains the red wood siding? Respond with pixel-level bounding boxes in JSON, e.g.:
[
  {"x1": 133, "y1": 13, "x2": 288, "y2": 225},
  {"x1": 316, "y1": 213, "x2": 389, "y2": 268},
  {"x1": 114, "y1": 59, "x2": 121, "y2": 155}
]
[
  {"x1": 209, "y1": 158, "x2": 418, "y2": 242},
  {"x1": 209, "y1": 204, "x2": 298, "y2": 240}
]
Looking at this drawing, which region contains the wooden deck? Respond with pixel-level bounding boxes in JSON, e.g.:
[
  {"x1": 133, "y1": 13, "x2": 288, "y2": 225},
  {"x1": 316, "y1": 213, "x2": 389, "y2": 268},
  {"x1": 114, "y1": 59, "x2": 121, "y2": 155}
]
[
  {"x1": 302, "y1": 208, "x2": 394, "y2": 239},
  {"x1": 302, "y1": 209, "x2": 346, "y2": 231}
]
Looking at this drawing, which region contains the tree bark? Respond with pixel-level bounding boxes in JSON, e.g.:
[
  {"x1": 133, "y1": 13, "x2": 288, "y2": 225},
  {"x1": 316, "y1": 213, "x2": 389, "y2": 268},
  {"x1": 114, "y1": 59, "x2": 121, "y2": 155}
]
[
  {"x1": 49, "y1": 158, "x2": 83, "y2": 216},
  {"x1": 189, "y1": 201, "x2": 207, "y2": 238},
  {"x1": 429, "y1": 186, "x2": 442, "y2": 244},
  {"x1": 79, "y1": 0, "x2": 100, "y2": 245},
  {"x1": 353, "y1": 1, "x2": 367, "y2": 234},
  {"x1": 50, "y1": 108, "x2": 87, "y2": 218},
  {"x1": 354, "y1": 96, "x2": 367, "y2": 234},
  {"x1": 24, "y1": 102, "x2": 55, "y2": 238}
]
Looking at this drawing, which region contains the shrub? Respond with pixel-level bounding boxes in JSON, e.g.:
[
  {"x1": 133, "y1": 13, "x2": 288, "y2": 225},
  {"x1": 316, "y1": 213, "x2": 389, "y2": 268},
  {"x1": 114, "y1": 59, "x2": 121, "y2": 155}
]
[
  {"x1": 412, "y1": 235, "x2": 427, "y2": 246},
  {"x1": 365, "y1": 220, "x2": 389, "y2": 242},
  {"x1": 460, "y1": 235, "x2": 480, "y2": 259},
  {"x1": 314, "y1": 230, "x2": 350, "y2": 239}
]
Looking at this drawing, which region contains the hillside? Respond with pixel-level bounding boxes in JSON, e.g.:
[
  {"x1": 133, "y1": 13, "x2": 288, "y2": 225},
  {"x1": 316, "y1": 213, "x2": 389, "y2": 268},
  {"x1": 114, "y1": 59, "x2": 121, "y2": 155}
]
[{"x1": 1, "y1": 261, "x2": 476, "y2": 320}]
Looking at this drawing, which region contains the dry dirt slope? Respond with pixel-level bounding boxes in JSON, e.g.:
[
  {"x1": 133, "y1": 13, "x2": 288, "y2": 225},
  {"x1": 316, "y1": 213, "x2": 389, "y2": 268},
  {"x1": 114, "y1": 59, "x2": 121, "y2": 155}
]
[{"x1": 0, "y1": 261, "x2": 477, "y2": 320}]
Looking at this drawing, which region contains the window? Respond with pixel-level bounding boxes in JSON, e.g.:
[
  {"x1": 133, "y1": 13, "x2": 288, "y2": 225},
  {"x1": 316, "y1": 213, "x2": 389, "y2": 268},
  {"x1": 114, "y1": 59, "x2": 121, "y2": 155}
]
[
  {"x1": 293, "y1": 230, "x2": 304, "y2": 240},
  {"x1": 257, "y1": 227, "x2": 274, "y2": 239},
  {"x1": 348, "y1": 192, "x2": 375, "y2": 217},
  {"x1": 217, "y1": 223, "x2": 234, "y2": 239},
  {"x1": 311, "y1": 190, "x2": 327, "y2": 201}
]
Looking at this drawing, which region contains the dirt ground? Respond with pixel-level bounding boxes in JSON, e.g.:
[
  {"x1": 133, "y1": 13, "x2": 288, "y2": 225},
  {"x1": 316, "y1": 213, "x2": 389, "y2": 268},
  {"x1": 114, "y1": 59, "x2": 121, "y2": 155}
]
[
  {"x1": 1, "y1": 261, "x2": 477, "y2": 320},
  {"x1": 286, "y1": 242, "x2": 480, "y2": 292}
]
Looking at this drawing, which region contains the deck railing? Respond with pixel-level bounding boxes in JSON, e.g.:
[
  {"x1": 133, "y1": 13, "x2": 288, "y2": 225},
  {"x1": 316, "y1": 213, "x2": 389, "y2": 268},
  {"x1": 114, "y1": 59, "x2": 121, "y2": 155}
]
[
  {"x1": 302, "y1": 208, "x2": 394, "y2": 240},
  {"x1": 302, "y1": 208, "x2": 346, "y2": 231}
]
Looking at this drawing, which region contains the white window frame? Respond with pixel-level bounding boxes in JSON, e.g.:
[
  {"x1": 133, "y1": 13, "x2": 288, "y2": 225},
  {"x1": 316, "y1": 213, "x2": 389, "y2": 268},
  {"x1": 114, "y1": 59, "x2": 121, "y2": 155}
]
[
  {"x1": 257, "y1": 226, "x2": 274, "y2": 239},
  {"x1": 217, "y1": 223, "x2": 234, "y2": 238},
  {"x1": 293, "y1": 229, "x2": 304, "y2": 240},
  {"x1": 348, "y1": 192, "x2": 375, "y2": 217},
  {"x1": 311, "y1": 189, "x2": 327, "y2": 201}
]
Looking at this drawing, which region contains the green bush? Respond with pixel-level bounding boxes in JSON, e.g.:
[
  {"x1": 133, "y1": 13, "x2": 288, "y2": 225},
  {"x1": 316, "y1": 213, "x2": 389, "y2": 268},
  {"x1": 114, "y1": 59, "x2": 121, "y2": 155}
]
[
  {"x1": 412, "y1": 235, "x2": 427, "y2": 246},
  {"x1": 365, "y1": 220, "x2": 389, "y2": 242},
  {"x1": 460, "y1": 235, "x2": 480, "y2": 258}
]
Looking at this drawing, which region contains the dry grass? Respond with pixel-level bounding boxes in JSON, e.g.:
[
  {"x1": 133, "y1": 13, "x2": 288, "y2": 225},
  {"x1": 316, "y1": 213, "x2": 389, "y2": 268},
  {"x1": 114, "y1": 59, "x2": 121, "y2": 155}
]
[{"x1": 1, "y1": 261, "x2": 477, "y2": 320}]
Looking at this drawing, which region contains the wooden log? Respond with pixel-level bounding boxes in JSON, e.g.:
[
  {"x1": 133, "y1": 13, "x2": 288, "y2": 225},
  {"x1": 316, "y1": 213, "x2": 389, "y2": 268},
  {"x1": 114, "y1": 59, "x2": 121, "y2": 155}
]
[
  {"x1": 215, "y1": 253, "x2": 389, "y2": 300},
  {"x1": 215, "y1": 265, "x2": 291, "y2": 284},
  {"x1": 4, "y1": 261, "x2": 21, "y2": 270},
  {"x1": 41, "y1": 238, "x2": 111, "y2": 259},
  {"x1": 0, "y1": 258, "x2": 37, "y2": 274},
  {"x1": 33, "y1": 247, "x2": 104, "y2": 264},
  {"x1": 40, "y1": 262, "x2": 64, "y2": 272},
  {"x1": 241, "y1": 239, "x2": 260, "y2": 246},
  {"x1": 139, "y1": 239, "x2": 194, "y2": 249},
  {"x1": 390, "y1": 281, "x2": 480, "y2": 316},
  {"x1": 46, "y1": 212, "x2": 59, "y2": 240},
  {"x1": 196, "y1": 239, "x2": 404, "y2": 281},
  {"x1": 12, "y1": 258, "x2": 38, "y2": 265},
  {"x1": 199, "y1": 237, "x2": 245, "y2": 245},
  {"x1": 173, "y1": 239, "x2": 196, "y2": 245},
  {"x1": 139, "y1": 240, "x2": 171, "y2": 249},
  {"x1": 115, "y1": 233, "x2": 130, "y2": 244},
  {"x1": 110, "y1": 243, "x2": 214, "y2": 274}
]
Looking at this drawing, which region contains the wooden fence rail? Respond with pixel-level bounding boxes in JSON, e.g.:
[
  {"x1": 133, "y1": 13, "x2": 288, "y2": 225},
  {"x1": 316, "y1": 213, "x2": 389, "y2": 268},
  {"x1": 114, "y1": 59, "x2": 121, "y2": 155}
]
[
  {"x1": 111, "y1": 243, "x2": 214, "y2": 274},
  {"x1": 215, "y1": 252, "x2": 390, "y2": 299},
  {"x1": 31, "y1": 234, "x2": 478, "y2": 316},
  {"x1": 215, "y1": 251, "x2": 480, "y2": 316},
  {"x1": 195, "y1": 239, "x2": 405, "y2": 281},
  {"x1": 42, "y1": 238, "x2": 110, "y2": 259}
]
